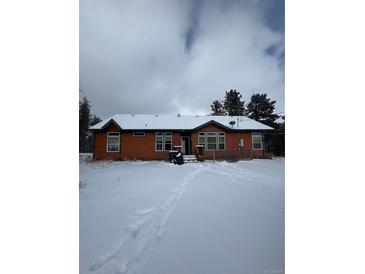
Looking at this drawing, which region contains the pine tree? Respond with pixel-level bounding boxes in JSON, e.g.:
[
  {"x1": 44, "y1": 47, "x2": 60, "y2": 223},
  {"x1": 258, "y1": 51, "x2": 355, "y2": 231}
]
[
  {"x1": 246, "y1": 93, "x2": 279, "y2": 127},
  {"x1": 85, "y1": 115, "x2": 102, "y2": 152},
  {"x1": 90, "y1": 115, "x2": 102, "y2": 126},
  {"x1": 79, "y1": 97, "x2": 91, "y2": 153},
  {"x1": 246, "y1": 93, "x2": 284, "y2": 156},
  {"x1": 264, "y1": 117, "x2": 285, "y2": 156},
  {"x1": 210, "y1": 100, "x2": 225, "y2": 116},
  {"x1": 274, "y1": 117, "x2": 285, "y2": 156},
  {"x1": 223, "y1": 89, "x2": 246, "y2": 116}
]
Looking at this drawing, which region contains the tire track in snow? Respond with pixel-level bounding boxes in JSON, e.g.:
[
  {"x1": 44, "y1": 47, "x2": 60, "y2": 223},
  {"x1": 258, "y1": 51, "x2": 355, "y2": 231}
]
[
  {"x1": 219, "y1": 162, "x2": 283, "y2": 189},
  {"x1": 89, "y1": 164, "x2": 206, "y2": 274},
  {"x1": 205, "y1": 164, "x2": 284, "y2": 211},
  {"x1": 216, "y1": 163, "x2": 284, "y2": 194},
  {"x1": 204, "y1": 164, "x2": 262, "y2": 196}
]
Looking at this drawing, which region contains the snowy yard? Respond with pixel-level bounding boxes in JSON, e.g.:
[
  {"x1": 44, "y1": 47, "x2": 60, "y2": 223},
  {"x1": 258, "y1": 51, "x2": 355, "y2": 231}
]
[{"x1": 80, "y1": 155, "x2": 284, "y2": 274}]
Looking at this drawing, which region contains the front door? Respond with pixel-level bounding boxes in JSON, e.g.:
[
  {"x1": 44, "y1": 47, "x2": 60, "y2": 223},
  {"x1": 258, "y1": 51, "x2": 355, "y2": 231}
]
[{"x1": 181, "y1": 136, "x2": 190, "y2": 154}]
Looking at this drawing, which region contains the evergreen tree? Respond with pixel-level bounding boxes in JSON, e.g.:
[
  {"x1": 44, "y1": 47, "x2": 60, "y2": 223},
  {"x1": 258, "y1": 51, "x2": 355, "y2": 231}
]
[
  {"x1": 274, "y1": 117, "x2": 285, "y2": 156},
  {"x1": 246, "y1": 93, "x2": 279, "y2": 127},
  {"x1": 90, "y1": 115, "x2": 102, "y2": 126},
  {"x1": 210, "y1": 100, "x2": 225, "y2": 116},
  {"x1": 264, "y1": 116, "x2": 285, "y2": 156},
  {"x1": 79, "y1": 97, "x2": 91, "y2": 153},
  {"x1": 86, "y1": 115, "x2": 102, "y2": 153},
  {"x1": 223, "y1": 89, "x2": 246, "y2": 116},
  {"x1": 246, "y1": 93, "x2": 284, "y2": 156}
]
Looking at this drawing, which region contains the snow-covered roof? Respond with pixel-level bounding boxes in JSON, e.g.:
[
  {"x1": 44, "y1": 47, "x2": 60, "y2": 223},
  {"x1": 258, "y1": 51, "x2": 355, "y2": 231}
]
[{"x1": 90, "y1": 114, "x2": 273, "y2": 131}]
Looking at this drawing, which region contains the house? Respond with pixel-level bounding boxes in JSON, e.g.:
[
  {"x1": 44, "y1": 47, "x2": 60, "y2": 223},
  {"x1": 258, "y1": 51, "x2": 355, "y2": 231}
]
[{"x1": 89, "y1": 114, "x2": 274, "y2": 161}]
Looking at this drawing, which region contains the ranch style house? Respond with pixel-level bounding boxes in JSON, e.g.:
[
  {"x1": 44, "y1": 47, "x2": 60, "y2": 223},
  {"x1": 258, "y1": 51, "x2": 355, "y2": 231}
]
[{"x1": 89, "y1": 114, "x2": 274, "y2": 161}]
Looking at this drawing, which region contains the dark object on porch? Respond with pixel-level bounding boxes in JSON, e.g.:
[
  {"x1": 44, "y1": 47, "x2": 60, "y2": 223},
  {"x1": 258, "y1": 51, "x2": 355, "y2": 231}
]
[
  {"x1": 169, "y1": 150, "x2": 178, "y2": 163},
  {"x1": 195, "y1": 145, "x2": 205, "y2": 161},
  {"x1": 175, "y1": 152, "x2": 184, "y2": 165}
]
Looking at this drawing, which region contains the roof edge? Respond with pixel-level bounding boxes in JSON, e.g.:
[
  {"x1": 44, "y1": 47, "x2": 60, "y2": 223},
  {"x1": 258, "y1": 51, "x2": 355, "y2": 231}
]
[
  {"x1": 89, "y1": 118, "x2": 122, "y2": 131},
  {"x1": 192, "y1": 120, "x2": 233, "y2": 131}
]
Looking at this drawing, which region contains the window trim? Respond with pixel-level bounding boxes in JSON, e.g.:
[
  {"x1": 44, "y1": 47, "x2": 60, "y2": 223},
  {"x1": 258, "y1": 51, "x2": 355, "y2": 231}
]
[
  {"x1": 206, "y1": 132, "x2": 218, "y2": 150},
  {"x1": 198, "y1": 132, "x2": 205, "y2": 147},
  {"x1": 218, "y1": 132, "x2": 225, "y2": 150},
  {"x1": 133, "y1": 131, "x2": 146, "y2": 137},
  {"x1": 252, "y1": 132, "x2": 263, "y2": 150},
  {"x1": 198, "y1": 131, "x2": 226, "y2": 151},
  {"x1": 106, "y1": 132, "x2": 120, "y2": 152},
  {"x1": 155, "y1": 132, "x2": 173, "y2": 151},
  {"x1": 155, "y1": 132, "x2": 163, "y2": 151},
  {"x1": 163, "y1": 132, "x2": 172, "y2": 151}
]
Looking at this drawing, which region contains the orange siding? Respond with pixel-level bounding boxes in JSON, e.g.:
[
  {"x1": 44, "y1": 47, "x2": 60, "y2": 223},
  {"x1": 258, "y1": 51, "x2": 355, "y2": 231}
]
[
  {"x1": 93, "y1": 126, "x2": 181, "y2": 160},
  {"x1": 93, "y1": 123, "x2": 122, "y2": 160},
  {"x1": 191, "y1": 124, "x2": 263, "y2": 160},
  {"x1": 93, "y1": 122, "x2": 264, "y2": 160},
  {"x1": 172, "y1": 132, "x2": 181, "y2": 147},
  {"x1": 121, "y1": 132, "x2": 180, "y2": 160}
]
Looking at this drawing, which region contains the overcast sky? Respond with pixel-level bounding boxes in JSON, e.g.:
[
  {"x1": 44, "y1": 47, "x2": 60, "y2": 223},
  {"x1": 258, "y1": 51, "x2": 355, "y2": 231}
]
[{"x1": 80, "y1": 0, "x2": 284, "y2": 119}]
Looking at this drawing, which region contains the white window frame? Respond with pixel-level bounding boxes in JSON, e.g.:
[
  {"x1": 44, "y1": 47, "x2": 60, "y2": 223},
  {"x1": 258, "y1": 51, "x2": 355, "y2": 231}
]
[
  {"x1": 198, "y1": 132, "x2": 225, "y2": 151},
  {"x1": 163, "y1": 132, "x2": 172, "y2": 151},
  {"x1": 252, "y1": 132, "x2": 263, "y2": 150},
  {"x1": 106, "y1": 132, "x2": 120, "y2": 152},
  {"x1": 155, "y1": 132, "x2": 163, "y2": 151},
  {"x1": 198, "y1": 132, "x2": 205, "y2": 147},
  {"x1": 133, "y1": 131, "x2": 145, "y2": 137},
  {"x1": 155, "y1": 132, "x2": 173, "y2": 151},
  {"x1": 206, "y1": 132, "x2": 218, "y2": 150},
  {"x1": 218, "y1": 132, "x2": 225, "y2": 150}
]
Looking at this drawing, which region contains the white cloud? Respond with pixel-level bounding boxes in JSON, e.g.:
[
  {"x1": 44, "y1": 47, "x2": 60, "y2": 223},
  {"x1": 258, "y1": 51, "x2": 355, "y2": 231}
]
[{"x1": 80, "y1": 0, "x2": 284, "y2": 118}]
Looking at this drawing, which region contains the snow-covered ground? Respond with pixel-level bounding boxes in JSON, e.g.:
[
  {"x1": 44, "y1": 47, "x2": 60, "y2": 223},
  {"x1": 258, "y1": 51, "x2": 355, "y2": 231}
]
[{"x1": 80, "y1": 155, "x2": 284, "y2": 274}]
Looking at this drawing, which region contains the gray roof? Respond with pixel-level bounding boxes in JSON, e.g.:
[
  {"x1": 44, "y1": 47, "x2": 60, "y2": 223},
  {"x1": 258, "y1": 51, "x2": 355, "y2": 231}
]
[{"x1": 90, "y1": 114, "x2": 273, "y2": 131}]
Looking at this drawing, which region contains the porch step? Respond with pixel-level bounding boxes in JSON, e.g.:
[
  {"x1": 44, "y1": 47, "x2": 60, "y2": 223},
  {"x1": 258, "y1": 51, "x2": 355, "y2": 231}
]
[{"x1": 183, "y1": 155, "x2": 198, "y2": 163}]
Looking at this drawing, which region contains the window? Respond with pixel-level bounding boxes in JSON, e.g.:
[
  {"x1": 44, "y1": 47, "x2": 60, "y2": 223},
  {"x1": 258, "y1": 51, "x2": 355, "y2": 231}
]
[
  {"x1": 133, "y1": 132, "x2": 145, "y2": 137},
  {"x1": 218, "y1": 133, "x2": 225, "y2": 150},
  {"x1": 207, "y1": 132, "x2": 217, "y2": 150},
  {"x1": 155, "y1": 132, "x2": 163, "y2": 151},
  {"x1": 198, "y1": 132, "x2": 225, "y2": 150},
  {"x1": 164, "y1": 132, "x2": 172, "y2": 151},
  {"x1": 155, "y1": 132, "x2": 172, "y2": 151},
  {"x1": 198, "y1": 133, "x2": 205, "y2": 146},
  {"x1": 252, "y1": 132, "x2": 263, "y2": 150},
  {"x1": 106, "y1": 132, "x2": 120, "y2": 152}
]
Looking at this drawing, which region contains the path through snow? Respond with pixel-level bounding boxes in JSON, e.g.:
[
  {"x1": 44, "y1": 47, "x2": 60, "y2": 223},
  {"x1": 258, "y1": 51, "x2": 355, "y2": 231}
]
[
  {"x1": 80, "y1": 159, "x2": 284, "y2": 274},
  {"x1": 85, "y1": 164, "x2": 207, "y2": 274}
]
